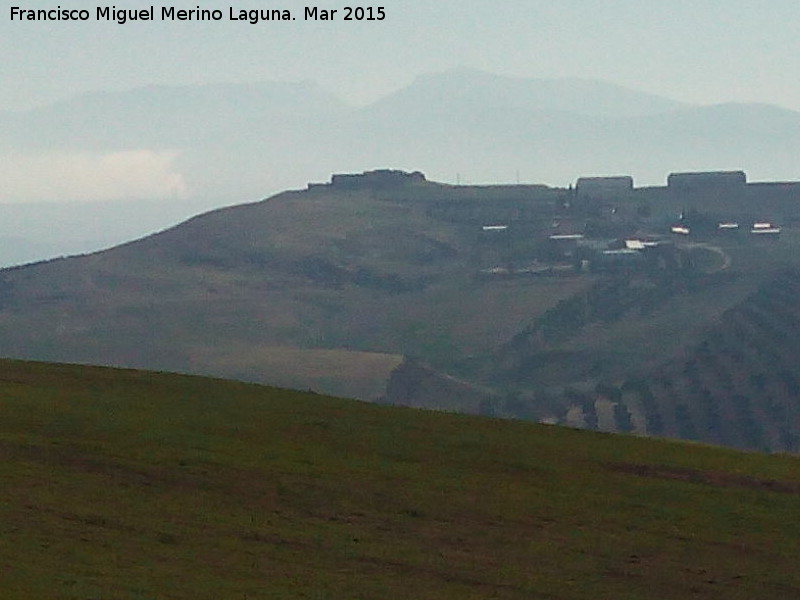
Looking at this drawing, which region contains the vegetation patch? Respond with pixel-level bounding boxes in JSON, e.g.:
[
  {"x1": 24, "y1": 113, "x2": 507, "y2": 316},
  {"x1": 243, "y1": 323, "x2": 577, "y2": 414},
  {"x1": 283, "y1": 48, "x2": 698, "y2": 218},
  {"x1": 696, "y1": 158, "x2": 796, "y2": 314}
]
[
  {"x1": 609, "y1": 462, "x2": 800, "y2": 494},
  {"x1": 1, "y1": 359, "x2": 800, "y2": 598}
]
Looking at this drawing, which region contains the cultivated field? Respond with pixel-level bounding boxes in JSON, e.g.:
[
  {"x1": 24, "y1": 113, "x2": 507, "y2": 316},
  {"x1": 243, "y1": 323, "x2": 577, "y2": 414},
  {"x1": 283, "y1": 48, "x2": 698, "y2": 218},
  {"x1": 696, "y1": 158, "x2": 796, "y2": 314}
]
[{"x1": 1, "y1": 360, "x2": 799, "y2": 599}]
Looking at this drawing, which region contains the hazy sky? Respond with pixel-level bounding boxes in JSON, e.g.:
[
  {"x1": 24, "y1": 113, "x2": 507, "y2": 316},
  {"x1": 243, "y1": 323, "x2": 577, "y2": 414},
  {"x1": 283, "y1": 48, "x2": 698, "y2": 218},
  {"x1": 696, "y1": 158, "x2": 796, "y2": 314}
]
[{"x1": 2, "y1": 0, "x2": 800, "y2": 111}]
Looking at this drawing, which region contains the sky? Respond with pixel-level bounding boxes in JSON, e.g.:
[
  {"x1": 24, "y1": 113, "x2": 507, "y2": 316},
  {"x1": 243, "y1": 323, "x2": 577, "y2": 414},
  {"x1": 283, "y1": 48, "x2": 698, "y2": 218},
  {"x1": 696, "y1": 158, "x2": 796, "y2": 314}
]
[{"x1": 2, "y1": 0, "x2": 800, "y2": 112}]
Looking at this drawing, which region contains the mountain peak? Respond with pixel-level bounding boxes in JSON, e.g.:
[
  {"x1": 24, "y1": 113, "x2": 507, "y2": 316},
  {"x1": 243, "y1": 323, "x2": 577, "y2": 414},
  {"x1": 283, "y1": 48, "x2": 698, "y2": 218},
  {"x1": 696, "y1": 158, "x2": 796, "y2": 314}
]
[{"x1": 370, "y1": 68, "x2": 688, "y2": 118}]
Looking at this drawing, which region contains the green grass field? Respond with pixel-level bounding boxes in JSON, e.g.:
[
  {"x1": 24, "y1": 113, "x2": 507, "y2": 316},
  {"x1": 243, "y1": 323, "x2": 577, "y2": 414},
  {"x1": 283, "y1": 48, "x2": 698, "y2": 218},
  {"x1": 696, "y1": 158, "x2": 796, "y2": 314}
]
[{"x1": 1, "y1": 359, "x2": 799, "y2": 599}]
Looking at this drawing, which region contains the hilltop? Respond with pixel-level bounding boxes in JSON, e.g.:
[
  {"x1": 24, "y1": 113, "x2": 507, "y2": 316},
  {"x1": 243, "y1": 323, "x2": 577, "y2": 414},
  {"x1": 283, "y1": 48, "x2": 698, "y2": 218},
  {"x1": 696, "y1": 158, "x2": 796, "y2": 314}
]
[
  {"x1": 2, "y1": 359, "x2": 800, "y2": 599},
  {"x1": 5, "y1": 69, "x2": 800, "y2": 266},
  {"x1": 3, "y1": 168, "x2": 800, "y2": 450}
]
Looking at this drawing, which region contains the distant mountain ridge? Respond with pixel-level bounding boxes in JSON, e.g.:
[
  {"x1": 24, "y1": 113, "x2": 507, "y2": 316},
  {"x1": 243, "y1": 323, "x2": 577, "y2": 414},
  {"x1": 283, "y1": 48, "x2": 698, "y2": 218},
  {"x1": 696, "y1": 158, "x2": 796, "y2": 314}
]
[
  {"x1": 365, "y1": 68, "x2": 689, "y2": 118},
  {"x1": 1, "y1": 68, "x2": 800, "y2": 265},
  {"x1": 0, "y1": 79, "x2": 350, "y2": 151}
]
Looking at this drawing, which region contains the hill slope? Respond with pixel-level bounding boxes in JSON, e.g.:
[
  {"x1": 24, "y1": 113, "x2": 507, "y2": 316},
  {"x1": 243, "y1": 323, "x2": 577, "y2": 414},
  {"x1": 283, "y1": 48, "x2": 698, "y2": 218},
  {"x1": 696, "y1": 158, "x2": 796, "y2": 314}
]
[
  {"x1": 464, "y1": 265, "x2": 800, "y2": 453},
  {"x1": 2, "y1": 359, "x2": 800, "y2": 599},
  {"x1": 5, "y1": 171, "x2": 800, "y2": 452},
  {"x1": 0, "y1": 177, "x2": 582, "y2": 400}
]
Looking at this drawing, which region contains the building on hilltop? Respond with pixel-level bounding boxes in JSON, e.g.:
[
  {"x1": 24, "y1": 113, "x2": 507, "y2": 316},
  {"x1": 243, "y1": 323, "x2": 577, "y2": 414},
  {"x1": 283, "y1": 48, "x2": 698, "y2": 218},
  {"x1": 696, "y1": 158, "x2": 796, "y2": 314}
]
[
  {"x1": 329, "y1": 169, "x2": 427, "y2": 190},
  {"x1": 307, "y1": 169, "x2": 427, "y2": 192},
  {"x1": 667, "y1": 171, "x2": 747, "y2": 192},
  {"x1": 575, "y1": 176, "x2": 634, "y2": 199}
]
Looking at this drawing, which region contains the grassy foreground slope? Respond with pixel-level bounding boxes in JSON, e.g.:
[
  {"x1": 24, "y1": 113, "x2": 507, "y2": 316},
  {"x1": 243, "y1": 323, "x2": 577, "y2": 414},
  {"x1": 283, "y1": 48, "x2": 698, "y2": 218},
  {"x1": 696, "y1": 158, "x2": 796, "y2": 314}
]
[{"x1": 1, "y1": 360, "x2": 799, "y2": 599}]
